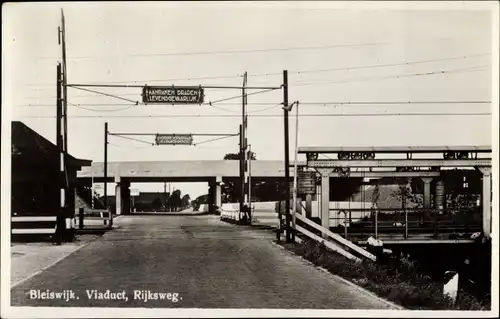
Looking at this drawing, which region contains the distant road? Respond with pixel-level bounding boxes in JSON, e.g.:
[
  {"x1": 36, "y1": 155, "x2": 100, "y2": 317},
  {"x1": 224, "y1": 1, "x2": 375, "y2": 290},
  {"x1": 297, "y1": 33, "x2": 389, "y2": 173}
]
[{"x1": 11, "y1": 215, "x2": 396, "y2": 309}]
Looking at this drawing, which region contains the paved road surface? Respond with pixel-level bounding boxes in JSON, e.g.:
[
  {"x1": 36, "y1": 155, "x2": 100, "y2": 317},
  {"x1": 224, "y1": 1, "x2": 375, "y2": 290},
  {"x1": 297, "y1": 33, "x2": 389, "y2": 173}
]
[{"x1": 11, "y1": 215, "x2": 395, "y2": 309}]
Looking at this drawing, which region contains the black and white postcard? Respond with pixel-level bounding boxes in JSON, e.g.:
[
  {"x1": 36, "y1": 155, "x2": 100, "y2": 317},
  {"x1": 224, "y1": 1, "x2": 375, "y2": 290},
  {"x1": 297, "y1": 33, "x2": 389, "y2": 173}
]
[{"x1": 1, "y1": 1, "x2": 498, "y2": 318}]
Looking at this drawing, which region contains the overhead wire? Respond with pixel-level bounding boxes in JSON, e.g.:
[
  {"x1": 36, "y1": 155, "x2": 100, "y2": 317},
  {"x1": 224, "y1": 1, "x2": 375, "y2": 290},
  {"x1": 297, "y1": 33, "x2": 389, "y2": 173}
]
[
  {"x1": 246, "y1": 52, "x2": 491, "y2": 77},
  {"x1": 69, "y1": 86, "x2": 140, "y2": 104},
  {"x1": 37, "y1": 41, "x2": 389, "y2": 60},
  {"x1": 292, "y1": 65, "x2": 488, "y2": 87},
  {"x1": 21, "y1": 112, "x2": 491, "y2": 119},
  {"x1": 208, "y1": 88, "x2": 280, "y2": 105},
  {"x1": 23, "y1": 52, "x2": 490, "y2": 90},
  {"x1": 110, "y1": 134, "x2": 155, "y2": 145},
  {"x1": 108, "y1": 142, "x2": 155, "y2": 149},
  {"x1": 67, "y1": 101, "x2": 137, "y2": 112},
  {"x1": 13, "y1": 100, "x2": 491, "y2": 108},
  {"x1": 193, "y1": 135, "x2": 238, "y2": 146}
]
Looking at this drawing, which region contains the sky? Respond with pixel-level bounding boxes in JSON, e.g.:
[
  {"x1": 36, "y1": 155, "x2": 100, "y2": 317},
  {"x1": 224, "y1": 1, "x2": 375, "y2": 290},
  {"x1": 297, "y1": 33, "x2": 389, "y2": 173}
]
[{"x1": 3, "y1": 1, "x2": 498, "y2": 199}]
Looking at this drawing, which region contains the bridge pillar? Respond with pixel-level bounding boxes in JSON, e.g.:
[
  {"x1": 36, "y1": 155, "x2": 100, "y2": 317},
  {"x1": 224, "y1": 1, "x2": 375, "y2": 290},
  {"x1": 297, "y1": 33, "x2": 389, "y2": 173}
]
[
  {"x1": 318, "y1": 169, "x2": 332, "y2": 237},
  {"x1": 479, "y1": 167, "x2": 492, "y2": 239},
  {"x1": 122, "y1": 181, "x2": 130, "y2": 215},
  {"x1": 434, "y1": 179, "x2": 446, "y2": 212},
  {"x1": 422, "y1": 177, "x2": 433, "y2": 222},
  {"x1": 115, "y1": 176, "x2": 121, "y2": 216},
  {"x1": 215, "y1": 176, "x2": 222, "y2": 212}
]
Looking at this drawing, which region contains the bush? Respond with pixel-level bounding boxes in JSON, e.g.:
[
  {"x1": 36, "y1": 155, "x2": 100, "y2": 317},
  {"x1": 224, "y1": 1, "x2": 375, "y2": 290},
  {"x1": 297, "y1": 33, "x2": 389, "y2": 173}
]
[{"x1": 279, "y1": 239, "x2": 488, "y2": 310}]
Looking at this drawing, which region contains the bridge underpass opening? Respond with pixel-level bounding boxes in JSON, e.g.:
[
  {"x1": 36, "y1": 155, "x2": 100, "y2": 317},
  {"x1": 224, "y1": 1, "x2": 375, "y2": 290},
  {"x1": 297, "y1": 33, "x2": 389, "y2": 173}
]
[
  {"x1": 89, "y1": 180, "x2": 218, "y2": 215},
  {"x1": 127, "y1": 182, "x2": 210, "y2": 214}
]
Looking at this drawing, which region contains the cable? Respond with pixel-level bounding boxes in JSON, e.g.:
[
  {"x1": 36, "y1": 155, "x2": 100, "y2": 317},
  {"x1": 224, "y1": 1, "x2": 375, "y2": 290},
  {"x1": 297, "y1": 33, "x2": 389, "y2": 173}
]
[
  {"x1": 81, "y1": 74, "x2": 244, "y2": 85},
  {"x1": 108, "y1": 142, "x2": 155, "y2": 149},
  {"x1": 207, "y1": 102, "x2": 280, "y2": 114},
  {"x1": 22, "y1": 112, "x2": 491, "y2": 119},
  {"x1": 24, "y1": 52, "x2": 491, "y2": 88},
  {"x1": 247, "y1": 103, "x2": 282, "y2": 114},
  {"x1": 24, "y1": 93, "x2": 141, "y2": 99},
  {"x1": 298, "y1": 101, "x2": 491, "y2": 105},
  {"x1": 293, "y1": 65, "x2": 488, "y2": 87},
  {"x1": 110, "y1": 134, "x2": 154, "y2": 145},
  {"x1": 247, "y1": 53, "x2": 491, "y2": 78},
  {"x1": 208, "y1": 88, "x2": 280, "y2": 105},
  {"x1": 193, "y1": 135, "x2": 238, "y2": 146},
  {"x1": 38, "y1": 42, "x2": 388, "y2": 60},
  {"x1": 25, "y1": 75, "x2": 244, "y2": 87},
  {"x1": 14, "y1": 100, "x2": 491, "y2": 108},
  {"x1": 68, "y1": 101, "x2": 137, "y2": 112},
  {"x1": 69, "y1": 86, "x2": 140, "y2": 104},
  {"x1": 208, "y1": 103, "x2": 240, "y2": 113}
]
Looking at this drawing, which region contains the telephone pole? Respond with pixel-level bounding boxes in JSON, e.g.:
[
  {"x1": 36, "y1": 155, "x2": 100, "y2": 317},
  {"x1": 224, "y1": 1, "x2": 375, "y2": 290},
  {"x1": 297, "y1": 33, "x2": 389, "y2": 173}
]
[
  {"x1": 104, "y1": 122, "x2": 108, "y2": 209},
  {"x1": 59, "y1": 9, "x2": 73, "y2": 241},
  {"x1": 60, "y1": 9, "x2": 68, "y2": 153},
  {"x1": 239, "y1": 124, "x2": 244, "y2": 219},
  {"x1": 240, "y1": 72, "x2": 249, "y2": 222},
  {"x1": 283, "y1": 70, "x2": 291, "y2": 242},
  {"x1": 56, "y1": 62, "x2": 64, "y2": 245}
]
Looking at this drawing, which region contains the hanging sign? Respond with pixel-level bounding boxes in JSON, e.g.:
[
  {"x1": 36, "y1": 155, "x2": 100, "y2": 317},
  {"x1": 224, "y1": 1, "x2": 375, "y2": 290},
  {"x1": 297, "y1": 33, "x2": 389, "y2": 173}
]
[
  {"x1": 142, "y1": 86, "x2": 204, "y2": 104},
  {"x1": 297, "y1": 171, "x2": 317, "y2": 195},
  {"x1": 155, "y1": 134, "x2": 193, "y2": 145}
]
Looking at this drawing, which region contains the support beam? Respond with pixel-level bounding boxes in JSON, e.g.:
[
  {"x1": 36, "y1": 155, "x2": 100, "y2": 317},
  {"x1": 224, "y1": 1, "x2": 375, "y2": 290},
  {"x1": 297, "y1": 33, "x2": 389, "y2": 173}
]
[
  {"x1": 215, "y1": 176, "x2": 222, "y2": 212},
  {"x1": 122, "y1": 181, "x2": 130, "y2": 215},
  {"x1": 299, "y1": 145, "x2": 492, "y2": 154},
  {"x1": 115, "y1": 175, "x2": 121, "y2": 216},
  {"x1": 479, "y1": 167, "x2": 492, "y2": 238},
  {"x1": 320, "y1": 174, "x2": 330, "y2": 236},
  {"x1": 308, "y1": 158, "x2": 491, "y2": 168},
  {"x1": 422, "y1": 177, "x2": 433, "y2": 223},
  {"x1": 337, "y1": 171, "x2": 440, "y2": 178},
  {"x1": 305, "y1": 194, "x2": 312, "y2": 219}
]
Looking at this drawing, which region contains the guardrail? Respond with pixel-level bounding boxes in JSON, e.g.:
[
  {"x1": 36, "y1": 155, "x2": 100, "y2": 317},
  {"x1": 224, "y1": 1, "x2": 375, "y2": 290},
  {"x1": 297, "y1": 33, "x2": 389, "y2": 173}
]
[
  {"x1": 220, "y1": 203, "x2": 241, "y2": 222},
  {"x1": 78, "y1": 208, "x2": 113, "y2": 230},
  {"x1": 279, "y1": 211, "x2": 376, "y2": 262}
]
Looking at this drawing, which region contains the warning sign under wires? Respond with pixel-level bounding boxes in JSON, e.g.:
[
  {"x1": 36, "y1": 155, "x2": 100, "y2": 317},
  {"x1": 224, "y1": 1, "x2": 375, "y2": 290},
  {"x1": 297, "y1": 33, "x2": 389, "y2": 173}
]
[{"x1": 142, "y1": 86, "x2": 204, "y2": 104}]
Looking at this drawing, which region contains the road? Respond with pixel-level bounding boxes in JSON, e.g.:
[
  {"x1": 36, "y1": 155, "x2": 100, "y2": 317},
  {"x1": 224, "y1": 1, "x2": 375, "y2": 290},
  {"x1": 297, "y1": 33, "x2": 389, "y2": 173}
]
[{"x1": 11, "y1": 215, "x2": 396, "y2": 309}]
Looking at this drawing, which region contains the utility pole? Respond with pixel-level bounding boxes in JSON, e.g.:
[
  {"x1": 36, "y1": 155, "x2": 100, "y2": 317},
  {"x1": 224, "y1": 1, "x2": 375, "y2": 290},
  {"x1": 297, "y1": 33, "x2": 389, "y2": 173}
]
[
  {"x1": 239, "y1": 124, "x2": 244, "y2": 220},
  {"x1": 291, "y1": 101, "x2": 299, "y2": 242},
  {"x1": 241, "y1": 72, "x2": 248, "y2": 222},
  {"x1": 56, "y1": 62, "x2": 64, "y2": 245},
  {"x1": 60, "y1": 9, "x2": 68, "y2": 153},
  {"x1": 59, "y1": 9, "x2": 73, "y2": 241},
  {"x1": 91, "y1": 170, "x2": 94, "y2": 209},
  {"x1": 248, "y1": 144, "x2": 252, "y2": 222},
  {"x1": 283, "y1": 70, "x2": 291, "y2": 242},
  {"x1": 104, "y1": 122, "x2": 108, "y2": 209}
]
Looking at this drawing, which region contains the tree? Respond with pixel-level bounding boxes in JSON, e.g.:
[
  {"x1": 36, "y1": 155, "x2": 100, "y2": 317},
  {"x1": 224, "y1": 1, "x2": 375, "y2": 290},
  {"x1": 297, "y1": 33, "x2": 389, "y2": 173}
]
[
  {"x1": 167, "y1": 189, "x2": 182, "y2": 212},
  {"x1": 181, "y1": 194, "x2": 191, "y2": 208}
]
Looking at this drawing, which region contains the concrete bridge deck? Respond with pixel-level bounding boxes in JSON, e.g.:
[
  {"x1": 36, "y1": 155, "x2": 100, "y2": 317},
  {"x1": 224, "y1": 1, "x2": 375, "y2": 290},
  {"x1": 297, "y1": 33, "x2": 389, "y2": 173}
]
[{"x1": 78, "y1": 160, "x2": 307, "y2": 182}]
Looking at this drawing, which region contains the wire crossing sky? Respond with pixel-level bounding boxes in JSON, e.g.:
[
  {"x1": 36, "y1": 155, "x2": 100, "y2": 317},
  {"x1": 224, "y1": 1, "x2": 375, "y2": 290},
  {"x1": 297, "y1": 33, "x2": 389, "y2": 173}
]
[{"x1": 3, "y1": 1, "x2": 497, "y2": 197}]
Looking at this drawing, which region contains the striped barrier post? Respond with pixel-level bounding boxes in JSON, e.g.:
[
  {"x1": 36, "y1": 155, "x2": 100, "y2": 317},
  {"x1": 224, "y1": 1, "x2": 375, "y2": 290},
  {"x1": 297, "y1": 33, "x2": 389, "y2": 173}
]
[{"x1": 11, "y1": 216, "x2": 58, "y2": 235}]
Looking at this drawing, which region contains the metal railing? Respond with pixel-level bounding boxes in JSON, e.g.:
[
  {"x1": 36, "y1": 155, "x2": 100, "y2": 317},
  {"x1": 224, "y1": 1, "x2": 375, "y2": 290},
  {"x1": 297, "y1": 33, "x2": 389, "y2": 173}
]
[
  {"x1": 328, "y1": 207, "x2": 482, "y2": 240},
  {"x1": 78, "y1": 208, "x2": 113, "y2": 230}
]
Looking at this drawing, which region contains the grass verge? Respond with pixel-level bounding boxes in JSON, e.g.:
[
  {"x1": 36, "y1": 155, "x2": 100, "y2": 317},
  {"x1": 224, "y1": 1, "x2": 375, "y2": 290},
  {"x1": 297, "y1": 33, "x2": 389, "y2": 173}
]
[{"x1": 280, "y1": 239, "x2": 490, "y2": 310}]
